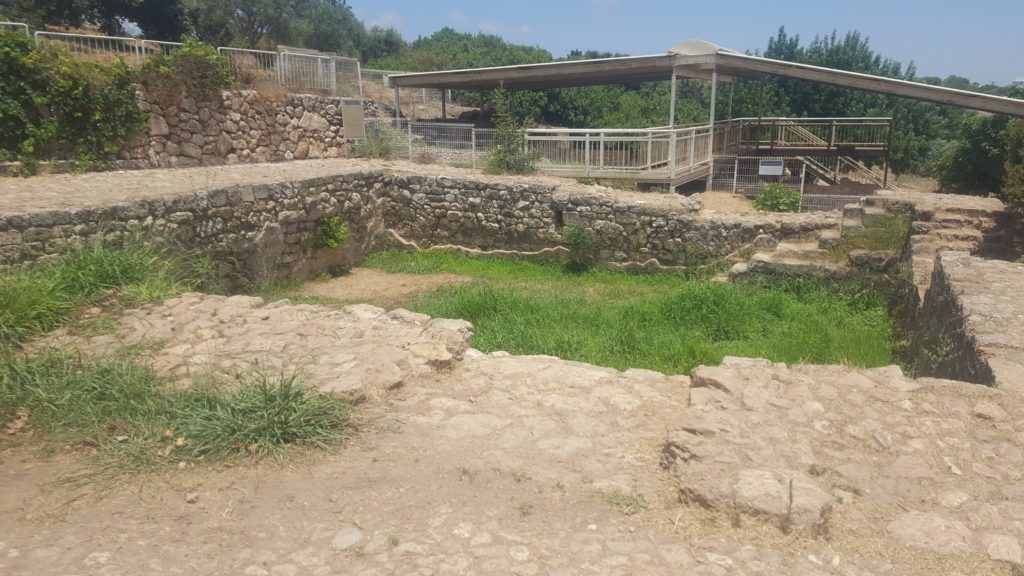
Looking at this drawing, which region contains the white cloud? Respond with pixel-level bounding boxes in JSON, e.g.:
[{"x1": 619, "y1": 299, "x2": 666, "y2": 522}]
[{"x1": 446, "y1": 10, "x2": 532, "y2": 39}]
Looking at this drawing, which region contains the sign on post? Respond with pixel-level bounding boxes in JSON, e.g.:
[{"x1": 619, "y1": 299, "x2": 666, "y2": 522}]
[{"x1": 758, "y1": 159, "x2": 785, "y2": 176}]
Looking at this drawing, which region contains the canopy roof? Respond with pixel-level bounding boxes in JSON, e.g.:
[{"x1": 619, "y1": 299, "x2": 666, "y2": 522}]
[{"x1": 388, "y1": 40, "x2": 1024, "y2": 117}]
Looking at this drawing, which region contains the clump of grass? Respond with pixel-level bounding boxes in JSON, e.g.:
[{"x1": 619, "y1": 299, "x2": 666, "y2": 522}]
[
  {"x1": 0, "y1": 353, "x2": 352, "y2": 468},
  {"x1": 363, "y1": 251, "x2": 894, "y2": 374},
  {"x1": 0, "y1": 238, "x2": 219, "y2": 352},
  {"x1": 179, "y1": 371, "x2": 352, "y2": 459},
  {"x1": 607, "y1": 489, "x2": 649, "y2": 516}
]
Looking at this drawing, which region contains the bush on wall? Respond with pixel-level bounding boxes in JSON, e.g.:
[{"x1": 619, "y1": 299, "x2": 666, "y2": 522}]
[
  {"x1": 136, "y1": 39, "x2": 235, "y2": 106},
  {"x1": 0, "y1": 31, "x2": 145, "y2": 172}
]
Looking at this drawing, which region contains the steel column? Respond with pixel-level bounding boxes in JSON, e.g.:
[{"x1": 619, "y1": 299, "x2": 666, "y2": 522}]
[{"x1": 706, "y1": 67, "x2": 718, "y2": 189}]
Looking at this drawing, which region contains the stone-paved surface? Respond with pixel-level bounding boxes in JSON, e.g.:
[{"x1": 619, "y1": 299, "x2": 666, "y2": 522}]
[
  {"x1": 0, "y1": 159, "x2": 839, "y2": 271},
  {"x1": 42, "y1": 294, "x2": 473, "y2": 402},
  {"x1": 4, "y1": 295, "x2": 1022, "y2": 575},
  {"x1": 663, "y1": 356, "x2": 1023, "y2": 575},
  {"x1": 910, "y1": 251, "x2": 1024, "y2": 390}
]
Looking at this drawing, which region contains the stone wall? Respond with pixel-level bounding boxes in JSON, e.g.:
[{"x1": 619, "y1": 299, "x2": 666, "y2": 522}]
[
  {"x1": 113, "y1": 90, "x2": 359, "y2": 169},
  {"x1": 909, "y1": 251, "x2": 1024, "y2": 390},
  {"x1": 0, "y1": 169, "x2": 839, "y2": 277}
]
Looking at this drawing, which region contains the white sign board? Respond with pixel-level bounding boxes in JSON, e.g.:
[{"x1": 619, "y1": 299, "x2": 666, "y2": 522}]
[{"x1": 758, "y1": 159, "x2": 785, "y2": 176}]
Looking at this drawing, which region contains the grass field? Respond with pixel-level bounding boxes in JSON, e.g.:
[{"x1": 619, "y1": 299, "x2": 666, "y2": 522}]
[{"x1": 364, "y1": 250, "x2": 895, "y2": 374}]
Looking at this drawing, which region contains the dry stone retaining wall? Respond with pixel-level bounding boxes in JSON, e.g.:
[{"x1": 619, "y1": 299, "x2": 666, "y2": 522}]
[
  {"x1": 113, "y1": 90, "x2": 368, "y2": 169},
  {"x1": 910, "y1": 251, "x2": 1024, "y2": 390},
  {"x1": 0, "y1": 170, "x2": 838, "y2": 276}
]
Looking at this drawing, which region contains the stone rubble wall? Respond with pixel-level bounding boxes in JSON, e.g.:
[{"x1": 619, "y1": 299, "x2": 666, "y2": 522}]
[
  {"x1": 909, "y1": 251, "x2": 1024, "y2": 389},
  {"x1": 112, "y1": 90, "x2": 367, "y2": 170},
  {"x1": 0, "y1": 170, "x2": 838, "y2": 277}
]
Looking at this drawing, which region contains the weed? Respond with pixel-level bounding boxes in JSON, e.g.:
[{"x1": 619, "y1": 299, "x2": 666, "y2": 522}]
[
  {"x1": 607, "y1": 489, "x2": 649, "y2": 516},
  {"x1": 457, "y1": 464, "x2": 475, "y2": 482},
  {"x1": 561, "y1": 224, "x2": 597, "y2": 271},
  {"x1": 0, "y1": 354, "x2": 352, "y2": 470},
  {"x1": 0, "y1": 238, "x2": 219, "y2": 353},
  {"x1": 515, "y1": 502, "x2": 534, "y2": 517},
  {"x1": 753, "y1": 183, "x2": 802, "y2": 213},
  {"x1": 356, "y1": 123, "x2": 406, "y2": 160},
  {"x1": 808, "y1": 463, "x2": 831, "y2": 477},
  {"x1": 387, "y1": 535, "x2": 400, "y2": 548},
  {"x1": 512, "y1": 470, "x2": 531, "y2": 484},
  {"x1": 317, "y1": 216, "x2": 350, "y2": 250}
]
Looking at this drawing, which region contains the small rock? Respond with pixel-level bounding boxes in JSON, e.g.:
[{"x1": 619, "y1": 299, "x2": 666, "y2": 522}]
[
  {"x1": 184, "y1": 492, "x2": 199, "y2": 504},
  {"x1": 331, "y1": 525, "x2": 364, "y2": 551},
  {"x1": 983, "y1": 533, "x2": 1022, "y2": 564},
  {"x1": 939, "y1": 491, "x2": 970, "y2": 508},
  {"x1": 973, "y1": 400, "x2": 1007, "y2": 421},
  {"x1": 887, "y1": 511, "x2": 973, "y2": 555},
  {"x1": 509, "y1": 545, "x2": 530, "y2": 562}
]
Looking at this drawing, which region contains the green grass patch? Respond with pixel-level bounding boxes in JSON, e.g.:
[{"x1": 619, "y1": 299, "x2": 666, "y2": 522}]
[
  {"x1": 0, "y1": 353, "x2": 352, "y2": 467},
  {"x1": 364, "y1": 251, "x2": 894, "y2": 374},
  {"x1": 835, "y1": 213, "x2": 911, "y2": 255},
  {"x1": 0, "y1": 239, "x2": 220, "y2": 352}
]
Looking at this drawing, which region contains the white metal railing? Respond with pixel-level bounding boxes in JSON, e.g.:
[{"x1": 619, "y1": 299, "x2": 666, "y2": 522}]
[
  {"x1": 722, "y1": 117, "x2": 892, "y2": 150},
  {"x1": 218, "y1": 47, "x2": 279, "y2": 84},
  {"x1": 0, "y1": 21, "x2": 30, "y2": 36},
  {"x1": 7, "y1": 23, "x2": 363, "y2": 97},
  {"x1": 35, "y1": 30, "x2": 143, "y2": 65}
]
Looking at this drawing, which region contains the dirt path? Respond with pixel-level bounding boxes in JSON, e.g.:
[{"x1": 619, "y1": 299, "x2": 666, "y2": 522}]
[{"x1": 298, "y1": 268, "x2": 469, "y2": 308}]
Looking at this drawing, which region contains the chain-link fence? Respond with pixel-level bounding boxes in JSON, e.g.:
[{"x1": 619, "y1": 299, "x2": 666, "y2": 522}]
[{"x1": 710, "y1": 156, "x2": 874, "y2": 212}]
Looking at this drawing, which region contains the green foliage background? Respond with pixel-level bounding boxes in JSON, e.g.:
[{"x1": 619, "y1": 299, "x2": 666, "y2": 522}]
[{"x1": 0, "y1": 31, "x2": 145, "y2": 170}]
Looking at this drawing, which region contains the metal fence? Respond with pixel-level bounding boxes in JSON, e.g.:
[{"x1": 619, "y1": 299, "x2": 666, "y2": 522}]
[
  {"x1": 0, "y1": 21, "x2": 30, "y2": 36},
  {"x1": 8, "y1": 24, "x2": 366, "y2": 98},
  {"x1": 364, "y1": 119, "x2": 493, "y2": 169},
  {"x1": 709, "y1": 156, "x2": 873, "y2": 212},
  {"x1": 34, "y1": 30, "x2": 147, "y2": 65}
]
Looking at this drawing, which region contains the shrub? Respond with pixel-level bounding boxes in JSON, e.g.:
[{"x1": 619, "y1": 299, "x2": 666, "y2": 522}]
[
  {"x1": 484, "y1": 85, "x2": 537, "y2": 175},
  {"x1": 753, "y1": 182, "x2": 802, "y2": 212},
  {"x1": 317, "y1": 216, "x2": 350, "y2": 249},
  {"x1": 562, "y1": 224, "x2": 597, "y2": 271},
  {"x1": 355, "y1": 122, "x2": 406, "y2": 160},
  {"x1": 0, "y1": 31, "x2": 145, "y2": 172},
  {"x1": 137, "y1": 39, "x2": 234, "y2": 106}
]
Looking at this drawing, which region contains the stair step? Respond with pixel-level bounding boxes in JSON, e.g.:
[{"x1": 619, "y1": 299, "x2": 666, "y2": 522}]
[
  {"x1": 818, "y1": 229, "x2": 842, "y2": 250},
  {"x1": 933, "y1": 228, "x2": 983, "y2": 242}
]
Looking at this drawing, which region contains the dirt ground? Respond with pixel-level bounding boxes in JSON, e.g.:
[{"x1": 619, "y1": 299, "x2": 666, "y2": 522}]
[
  {"x1": 298, "y1": 268, "x2": 469, "y2": 308},
  {"x1": 697, "y1": 191, "x2": 756, "y2": 214}
]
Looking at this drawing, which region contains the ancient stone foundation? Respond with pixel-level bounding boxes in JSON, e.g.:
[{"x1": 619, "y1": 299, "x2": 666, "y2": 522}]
[{"x1": 0, "y1": 168, "x2": 838, "y2": 278}]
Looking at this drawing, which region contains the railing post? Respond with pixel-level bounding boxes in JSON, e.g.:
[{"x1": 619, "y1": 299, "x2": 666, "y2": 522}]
[
  {"x1": 732, "y1": 158, "x2": 739, "y2": 193},
  {"x1": 407, "y1": 120, "x2": 413, "y2": 160},
  {"x1": 599, "y1": 132, "x2": 605, "y2": 168},
  {"x1": 471, "y1": 129, "x2": 477, "y2": 170},
  {"x1": 646, "y1": 132, "x2": 653, "y2": 169},
  {"x1": 830, "y1": 120, "x2": 837, "y2": 148},
  {"x1": 584, "y1": 133, "x2": 591, "y2": 176}
]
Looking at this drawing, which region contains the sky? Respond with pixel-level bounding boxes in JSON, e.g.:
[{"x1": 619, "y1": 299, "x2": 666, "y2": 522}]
[{"x1": 352, "y1": 0, "x2": 1024, "y2": 85}]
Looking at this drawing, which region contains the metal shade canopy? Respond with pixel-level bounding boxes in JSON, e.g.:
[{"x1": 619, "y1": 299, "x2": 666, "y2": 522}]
[{"x1": 387, "y1": 39, "x2": 1024, "y2": 117}]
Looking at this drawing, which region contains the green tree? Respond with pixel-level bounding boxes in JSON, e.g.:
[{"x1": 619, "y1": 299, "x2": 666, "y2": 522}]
[
  {"x1": 361, "y1": 26, "x2": 405, "y2": 62},
  {"x1": 934, "y1": 115, "x2": 1010, "y2": 195},
  {"x1": 1002, "y1": 119, "x2": 1024, "y2": 210},
  {"x1": 485, "y1": 85, "x2": 536, "y2": 175}
]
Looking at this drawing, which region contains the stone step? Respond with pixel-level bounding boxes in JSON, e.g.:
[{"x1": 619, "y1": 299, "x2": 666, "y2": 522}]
[
  {"x1": 933, "y1": 227, "x2": 983, "y2": 242},
  {"x1": 771, "y1": 241, "x2": 833, "y2": 263},
  {"x1": 817, "y1": 229, "x2": 842, "y2": 250},
  {"x1": 910, "y1": 239, "x2": 978, "y2": 257}
]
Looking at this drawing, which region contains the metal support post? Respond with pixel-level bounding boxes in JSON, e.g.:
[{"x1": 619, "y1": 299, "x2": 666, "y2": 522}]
[
  {"x1": 393, "y1": 84, "x2": 401, "y2": 121},
  {"x1": 706, "y1": 68, "x2": 718, "y2": 189},
  {"x1": 441, "y1": 88, "x2": 447, "y2": 119},
  {"x1": 407, "y1": 121, "x2": 413, "y2": 159},
  {"x1": 732, "y1": 159, "x2": 739, "y2": 192},
  {"x1": 471, "y1": 129, "x2": 477, "y2": 170},
  {"x1": 668, "y1": 72, "x2": 678, "y2": 177},
  {"x1": 800, "y1": 162, "x2": 807, "y2": 196},
  {"x1": 357, "y1": 62, "x2": 364, "y2": 99},
  {"x1": 584, "y1": 133, "x2": 592, "y2": 176}
]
